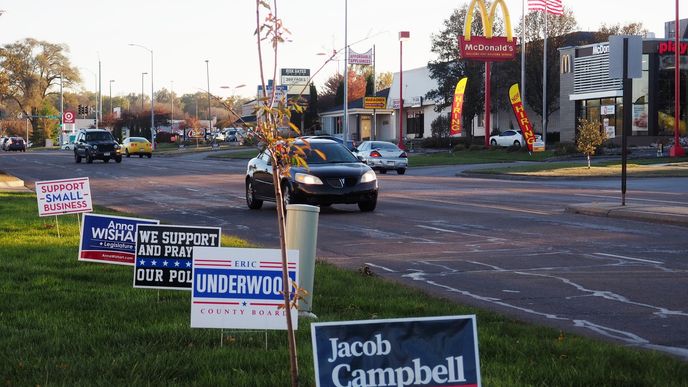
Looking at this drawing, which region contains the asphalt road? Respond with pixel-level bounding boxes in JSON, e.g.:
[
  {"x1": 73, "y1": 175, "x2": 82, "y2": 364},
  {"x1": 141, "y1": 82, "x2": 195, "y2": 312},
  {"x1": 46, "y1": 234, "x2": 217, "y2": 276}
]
[{"x1": 2, "y1": 149, "x2": 688, "y2": 360}]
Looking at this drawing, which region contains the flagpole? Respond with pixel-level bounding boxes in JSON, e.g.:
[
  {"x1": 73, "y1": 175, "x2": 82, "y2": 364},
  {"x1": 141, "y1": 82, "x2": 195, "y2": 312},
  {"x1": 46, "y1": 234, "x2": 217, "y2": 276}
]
[
  {"x1": 373, "y1": 44, "x2": 377, "y2": 140},
  {"x1": 542, "y1": 5, "x2": 548, "y2": 145},
  {"x1": 521, "y1": 0, "x2": 526, "y2": 100}
]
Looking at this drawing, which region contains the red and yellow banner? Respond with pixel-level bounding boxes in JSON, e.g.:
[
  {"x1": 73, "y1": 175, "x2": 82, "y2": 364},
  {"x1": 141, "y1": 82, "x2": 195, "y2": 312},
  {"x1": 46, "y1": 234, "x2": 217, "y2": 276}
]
[
  {"x1": 450, "y1": 77, "x2": 468, "y2": 137},
  {"x1": 509, "y1": 84, "x2": 537, "y2": 152}
]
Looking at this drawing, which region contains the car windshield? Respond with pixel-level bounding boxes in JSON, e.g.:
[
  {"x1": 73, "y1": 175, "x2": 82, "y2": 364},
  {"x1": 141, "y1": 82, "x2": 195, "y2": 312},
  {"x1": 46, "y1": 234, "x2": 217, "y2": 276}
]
[
  {"x1": 86, "y1": 132, "x2": 113, "y2": 142},
  {"x1": 371, "y1": 142, "x2": 398, "y2": 151},
  {"x1": 130, "y1": 137, "x2": 148, "y2": 143},
  {"x1": 300, "y1": 142, "x2": 358, "y2": 164}
]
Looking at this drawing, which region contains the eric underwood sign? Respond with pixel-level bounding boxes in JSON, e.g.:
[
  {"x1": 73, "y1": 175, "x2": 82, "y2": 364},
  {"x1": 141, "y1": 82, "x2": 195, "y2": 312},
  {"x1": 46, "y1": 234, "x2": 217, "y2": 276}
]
[{"x1": 311, "y1": 315, "x2": 481, "y2": 387}]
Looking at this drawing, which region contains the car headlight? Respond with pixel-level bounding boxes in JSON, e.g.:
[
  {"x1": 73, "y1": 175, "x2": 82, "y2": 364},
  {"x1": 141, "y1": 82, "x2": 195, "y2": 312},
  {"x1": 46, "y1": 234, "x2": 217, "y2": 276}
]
[
  {"x1": 294, "y1": 173, "x2": 323, "y2": 185},
  {"x1": 91, "y1": 145, "x2": 98, "y2": 150},
  {"x1": 360, "y1": 170, "x2": 377, "y2": 183},
  {"x1": 114, "y1": 144, "x2": 120, "y2": 149}
]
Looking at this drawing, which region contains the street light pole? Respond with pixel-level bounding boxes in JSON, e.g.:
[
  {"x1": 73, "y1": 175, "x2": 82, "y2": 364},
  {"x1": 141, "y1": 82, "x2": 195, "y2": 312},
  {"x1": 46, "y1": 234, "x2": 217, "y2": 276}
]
[
  {"x1": 141, "y1": 72, "x2": 148, "y2": 112},
  {"x1": 129, "y1": 43, "x2": 155, "y2": 149},
  {"x1": 171, "y1": 80, "x2": 174, "y2": 122},
  {"x1": 206, "y1": 60, "x2": 212, "y2": 134},
  {"x1": 109, "y1": 80, "x2": 115, "y2": 114},
  {"x1": 59, "y1": 74, "x2": 63, "y2": 145},
  {"x1": 398, "y1": 31, "x2": 410, "y2": 150}
]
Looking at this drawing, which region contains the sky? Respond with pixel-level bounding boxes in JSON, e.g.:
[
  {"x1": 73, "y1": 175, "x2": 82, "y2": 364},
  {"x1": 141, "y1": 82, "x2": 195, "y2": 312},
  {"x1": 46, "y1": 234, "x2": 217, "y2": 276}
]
[{"x1": 0, "y1": 0, "x2": 685, "y2": 101}]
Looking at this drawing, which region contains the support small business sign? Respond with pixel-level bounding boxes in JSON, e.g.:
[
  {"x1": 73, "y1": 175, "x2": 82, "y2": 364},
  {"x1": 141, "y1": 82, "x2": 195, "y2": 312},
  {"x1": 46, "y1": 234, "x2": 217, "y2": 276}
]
[
  {"x1": 79, "y1": 213, "x2": 159, "y2": 266},
  {"x1": 311, "y1": 315, "x2": 481, "y2": 387},
  {"x1": 191, "y1": 247, "x2": 299, "y2": 330},
  {"x1": 35, "y1": 177, "x2": 93, "y2": 216},
  {"x1": 133, "y1": 224, "x2": 221, "y2": 290}
]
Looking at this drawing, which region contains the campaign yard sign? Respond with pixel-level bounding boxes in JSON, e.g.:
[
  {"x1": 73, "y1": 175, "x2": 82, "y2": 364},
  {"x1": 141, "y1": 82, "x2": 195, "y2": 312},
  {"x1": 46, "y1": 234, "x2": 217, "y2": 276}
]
[
  {"x1": 133, "y1": 224, "x2": 221, "y2": 290},
  {"x1": 35, "y1": 177, "x2": 93, "y2": 217},
  {"x1": 79, "y1": 213, "x2": 159, "y2": 266},
  {"x1": 191, "y1": 247, "x2": 299, "y2": 330},
  {"x1": 311, "y1": 315, "x2": 481, "y2": 387}
]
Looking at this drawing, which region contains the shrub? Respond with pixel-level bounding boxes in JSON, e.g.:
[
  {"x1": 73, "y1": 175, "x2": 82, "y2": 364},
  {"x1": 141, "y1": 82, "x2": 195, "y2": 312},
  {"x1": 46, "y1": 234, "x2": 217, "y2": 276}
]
[
  {"x1": 554, "y1": 142, "x2": 577, "y2": 155},
  {"x1": 155, "y1": 131, "x2": 176, "y2": 143},
  {"x1": 469, "y1": 144, "x2": 484, "y2": 151},
  {"x1": 430, "y1": 114, "x2": 450, "y2": 138}
]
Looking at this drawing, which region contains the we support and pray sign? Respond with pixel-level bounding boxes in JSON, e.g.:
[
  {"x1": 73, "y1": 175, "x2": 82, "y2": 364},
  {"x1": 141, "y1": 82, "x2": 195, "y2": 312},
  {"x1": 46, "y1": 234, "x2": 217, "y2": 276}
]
[{"x1": 133, "y1": 224, "x2": 221, "y2": 290}]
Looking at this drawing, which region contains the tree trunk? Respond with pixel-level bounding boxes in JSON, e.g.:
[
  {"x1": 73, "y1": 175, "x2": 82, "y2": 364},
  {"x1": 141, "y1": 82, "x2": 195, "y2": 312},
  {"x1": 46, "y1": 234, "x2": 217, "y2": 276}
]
[
  {"x1": 272, "y1": 163, "x2": 300, "y2": 387},
  {"x1": 587, "y1": 155, "x2": 591, "y2": 169}
]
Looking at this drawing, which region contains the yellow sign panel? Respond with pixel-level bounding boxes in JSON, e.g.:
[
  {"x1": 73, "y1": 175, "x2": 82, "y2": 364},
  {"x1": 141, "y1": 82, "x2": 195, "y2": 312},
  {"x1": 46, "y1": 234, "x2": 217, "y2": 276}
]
[
  {"x1": 363, "y1": 97, "x2": 387, "y2": 109},
  {"x1": 463, "y1": 0, "x2": 513, "y2": 41}
]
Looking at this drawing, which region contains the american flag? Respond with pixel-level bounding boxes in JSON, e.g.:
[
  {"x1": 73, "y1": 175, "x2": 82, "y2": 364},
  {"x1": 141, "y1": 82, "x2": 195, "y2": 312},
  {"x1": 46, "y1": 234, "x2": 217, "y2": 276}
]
[{"x1": 528, "y1": 0, "x2": 564, "y2": 16}]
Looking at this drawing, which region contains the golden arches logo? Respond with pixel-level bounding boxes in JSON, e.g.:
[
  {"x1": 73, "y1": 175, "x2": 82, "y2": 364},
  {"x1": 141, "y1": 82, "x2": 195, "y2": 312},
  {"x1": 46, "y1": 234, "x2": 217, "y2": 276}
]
[{"x1": 463, "y1": 0, "x2": 513, "y2": 42}]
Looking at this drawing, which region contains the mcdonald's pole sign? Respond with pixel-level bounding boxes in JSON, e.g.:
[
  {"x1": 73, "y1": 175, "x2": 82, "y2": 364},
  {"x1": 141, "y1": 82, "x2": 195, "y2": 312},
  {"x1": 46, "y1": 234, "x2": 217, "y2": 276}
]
[{"x1": 459, "y1": 0, "x2": 517, "y2": 61}]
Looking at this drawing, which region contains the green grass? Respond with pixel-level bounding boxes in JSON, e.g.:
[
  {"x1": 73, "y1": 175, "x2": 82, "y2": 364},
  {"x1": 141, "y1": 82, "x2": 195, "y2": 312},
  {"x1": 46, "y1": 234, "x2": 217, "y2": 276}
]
[
  {"x1": 206, "y1": 149, "x2": 261, "y2": 159},
  {"x1": 2, "y1": 192, "x2": 688, "y2": 386},
  {"x1": 472, "y1": 157, "x2": 688, "y2": 177},
  {"x1": 409, "y1": 149, "x2": 556, "y2": 166}
]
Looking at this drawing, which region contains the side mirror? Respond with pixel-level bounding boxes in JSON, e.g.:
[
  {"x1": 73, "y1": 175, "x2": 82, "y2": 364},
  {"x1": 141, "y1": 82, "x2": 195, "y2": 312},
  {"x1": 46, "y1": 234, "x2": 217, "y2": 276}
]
[
  {"x1": 352, "y1": 147, "x2": 358, "y2": 153},
  {"x1": 357, "y1": 155, "x2": 364, "y2": 162}
]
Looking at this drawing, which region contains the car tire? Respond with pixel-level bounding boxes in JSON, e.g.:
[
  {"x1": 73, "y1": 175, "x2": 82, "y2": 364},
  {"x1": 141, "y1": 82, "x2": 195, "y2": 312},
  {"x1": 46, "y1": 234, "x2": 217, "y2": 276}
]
[
  {"x1": 74, "y1": 153, "x2": 81, "y2": 163},
  {"x1": 147, "y1": 154, "x2": 152, "y2": 158},
  {"x1": 125, "y1": 149, "x2": 130, "y2": 158},
  {"x1": 281, "y1": 182, "x2": 293, "y2": 209},
  {"x1": 86, "y1": 154, "x2": 93, "y2": 164},
  {"x1": 358, "y1": 196, "x2": 377, "y2": 212},
  {"x1": 397, "y1": 168, "x2": 406, "y2": 175},
  {"x1": 103, "y1": 158, "x2": 110, "y2": 163},
  {"x1": 246, "y1": 178, "x2": 263, "y2": 210},
  {"x1": 139, "y1": 154, "x2": 143, "y2": 158},
  {"x1": 115, "y1": 156, "x2": 122, "y2": 163},
  {"x1": 490, "y1": 139, "x2": 497, "y2": 146},
  {"x1": 514, "y1": 140, "x2": 521, "y2": 147}
]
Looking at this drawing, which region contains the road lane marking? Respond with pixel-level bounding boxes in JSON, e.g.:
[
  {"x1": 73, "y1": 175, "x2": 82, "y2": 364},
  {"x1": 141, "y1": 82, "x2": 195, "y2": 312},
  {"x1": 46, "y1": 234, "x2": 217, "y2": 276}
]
[
  {"x1": 416, "y1": 225, "x2": 457, "y2": 233},
  {"x1": 364, "y1": 262, "x2": 397, "y2": 272},
  {"x1": 593, "y1": 252, "x2": 663, "y2": 265}
]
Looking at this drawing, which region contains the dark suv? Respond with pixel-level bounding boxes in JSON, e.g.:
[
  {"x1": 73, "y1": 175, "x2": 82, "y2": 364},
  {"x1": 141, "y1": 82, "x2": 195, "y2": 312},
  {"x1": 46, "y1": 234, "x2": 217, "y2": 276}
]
[{"x1": 74, "y1": 129, "x2": 122, "y2": 163}]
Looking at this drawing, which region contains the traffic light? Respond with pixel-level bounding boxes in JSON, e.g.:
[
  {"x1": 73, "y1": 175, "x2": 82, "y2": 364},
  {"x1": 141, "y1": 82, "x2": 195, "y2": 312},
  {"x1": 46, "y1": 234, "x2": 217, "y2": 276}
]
[{"x1": 78, "y1": 105, "x2": 87, "y2": 115}]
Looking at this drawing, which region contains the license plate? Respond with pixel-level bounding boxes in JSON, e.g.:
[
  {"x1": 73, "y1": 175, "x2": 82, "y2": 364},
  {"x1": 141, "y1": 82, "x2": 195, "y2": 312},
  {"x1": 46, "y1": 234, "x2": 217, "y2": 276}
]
[
  {"x1": 386, "y1": 161, "x2": 394, "y2": 165},
  {"x1": 104, "y1": 152, "x2": 110, "y2": 156}
]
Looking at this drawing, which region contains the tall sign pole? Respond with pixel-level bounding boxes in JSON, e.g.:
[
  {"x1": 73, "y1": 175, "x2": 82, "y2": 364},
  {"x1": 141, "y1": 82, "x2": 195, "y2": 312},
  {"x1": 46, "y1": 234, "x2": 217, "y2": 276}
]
[
  {"x1": 459, "y1": 0, "x2": 517, "y2": 147},
  {"x1": 671, "y1": 0, "x2": 686, "y2": 156}
]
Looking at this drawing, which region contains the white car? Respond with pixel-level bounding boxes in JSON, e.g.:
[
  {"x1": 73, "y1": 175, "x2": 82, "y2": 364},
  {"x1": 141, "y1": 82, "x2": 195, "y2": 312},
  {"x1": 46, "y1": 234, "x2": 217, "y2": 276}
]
[
  {"x1": 490, "y1": 130, "x2": 525, "y2": 148},
  {"x1": 353, "y1": 141, "x2": 408, "y2": 175}
]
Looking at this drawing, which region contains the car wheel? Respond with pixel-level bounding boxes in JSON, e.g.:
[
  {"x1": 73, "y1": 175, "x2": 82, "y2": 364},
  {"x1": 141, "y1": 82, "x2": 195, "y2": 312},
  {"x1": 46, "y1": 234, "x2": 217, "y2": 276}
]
[
  {"x1": 103, "y1": 157, "x2": 110, "y2": 163},
  {"x1": 125, "y1": 149, "x2": 130, "y2": 158},
  {"x1": 86, "y1": 153, "x2": 93, "y2": 164},
  {"x1": 139, "y1": 154, "x2": 143, "y2": 158},
  {"x1": 514, "y1": 140, "x2": 521, "y2": 147},
  {"x1": 74, "y1": 153, "x2": 81, "y2": 163},
  {"x1": 246, "y1": 178, "x2": 263, "y2": 210},
  {"x1": 281, "y1": 182, "x2": 293, "y2": 209},
  {"x1": 358, "y1": 196, "x2": 377, "y2": 212},
  {"x1": 115, "y1": 156, "x2": 122, "y2": 163},
  {"x1": 147, "y1": 154, "x2": 152, "y2": 158},
  {"x1": 397, "y1": 168, "x2": 406, "y2": 175},
  {"x1": 490, "y1": 139, "x2": 497, "y2": 146}
]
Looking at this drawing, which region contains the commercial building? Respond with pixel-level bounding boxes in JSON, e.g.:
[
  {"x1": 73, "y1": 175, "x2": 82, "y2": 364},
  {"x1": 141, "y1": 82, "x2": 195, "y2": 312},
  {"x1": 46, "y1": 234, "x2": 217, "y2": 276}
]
[{"x1": 559, "y1": 21, "x2": 688, "y2": 145}]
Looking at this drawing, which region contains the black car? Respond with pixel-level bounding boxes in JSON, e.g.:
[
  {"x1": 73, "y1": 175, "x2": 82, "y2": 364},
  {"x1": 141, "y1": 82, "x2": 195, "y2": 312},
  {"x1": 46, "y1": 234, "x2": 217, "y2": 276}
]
[
  {"x1": 4, "y1": 137, "x2": 26, "y2": 152},
  {"x1": 245, "y1": 139, "x2": 378, "y2": 212},
  {"x1": 74, "y1": 129, "x2": 122, "y2": 163}
]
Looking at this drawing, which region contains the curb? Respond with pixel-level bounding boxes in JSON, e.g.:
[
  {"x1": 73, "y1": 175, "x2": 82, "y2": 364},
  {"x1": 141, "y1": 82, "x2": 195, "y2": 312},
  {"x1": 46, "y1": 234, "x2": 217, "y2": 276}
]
[
  {"x1": 0, "y1": 177, "x2": 25, "y2": 188},
  {"x1": 565, "y1": 203, "x2": 688, "y2": 227}
]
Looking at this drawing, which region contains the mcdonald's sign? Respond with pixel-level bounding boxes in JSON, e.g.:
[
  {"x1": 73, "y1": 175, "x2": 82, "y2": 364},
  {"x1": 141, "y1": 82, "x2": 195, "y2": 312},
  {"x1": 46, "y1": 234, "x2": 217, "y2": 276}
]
[{"x1": 459, "y1": 0, "x2": 517, "y2": 62}]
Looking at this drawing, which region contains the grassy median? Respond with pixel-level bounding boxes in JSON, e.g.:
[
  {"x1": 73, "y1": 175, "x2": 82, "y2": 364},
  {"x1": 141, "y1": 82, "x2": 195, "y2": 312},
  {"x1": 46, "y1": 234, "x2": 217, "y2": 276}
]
[
  {"x1": 2, "y1": 191, "x2": 687, "y2": 386},
  {"x1": 471, "y1": 157, "x2": 688, "y2": 177}
]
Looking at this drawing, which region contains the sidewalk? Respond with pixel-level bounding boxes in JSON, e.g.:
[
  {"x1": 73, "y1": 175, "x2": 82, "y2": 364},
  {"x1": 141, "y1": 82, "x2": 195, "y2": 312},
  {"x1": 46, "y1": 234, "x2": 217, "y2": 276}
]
[{"x1": 565, "y1": 202, "x2": 688, "y2": 227}]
